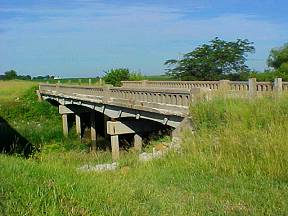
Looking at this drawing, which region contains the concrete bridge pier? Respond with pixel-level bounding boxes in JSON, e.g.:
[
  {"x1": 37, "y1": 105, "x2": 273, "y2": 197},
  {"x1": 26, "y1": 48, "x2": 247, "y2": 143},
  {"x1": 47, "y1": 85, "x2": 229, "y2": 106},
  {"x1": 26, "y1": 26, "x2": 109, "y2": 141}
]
[
  {"x1": 62, "y1": 114, "x2": 69, "y2": 137},
  {"x1": 111, "y1": 135, "x2": 120, "y2": 161},
  {"x1": 133, "y1": 134, "x2": 142, "y2": 151},
  {"x1": 75, "y1": 114, "x2": 81, "y2": 139},
  {"x1": 106, "y1": 120, "x2": 167, "y2": 160},
  {"x1": 90, "y1": 112, "x2": 97, "y2": 151}
]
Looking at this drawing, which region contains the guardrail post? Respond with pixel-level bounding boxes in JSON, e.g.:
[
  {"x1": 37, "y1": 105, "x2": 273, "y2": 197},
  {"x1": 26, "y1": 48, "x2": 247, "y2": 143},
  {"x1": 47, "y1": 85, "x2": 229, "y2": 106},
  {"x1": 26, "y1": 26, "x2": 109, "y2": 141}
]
[
  {"x1": 249, "y1": 78, "x2": 257, "y2": 98},
  {"x1": 219, "y1": 80, "x2": 230, "y2": 94},
  {"x1": 102, "y1": 86, "x2": 111, "y2": 103},
  {"x1": 274, "y1": 78, "x2": 282, "y2": 96},
  {"x1": 142, "y1": 80, "x2": 148, "y2": 87}
]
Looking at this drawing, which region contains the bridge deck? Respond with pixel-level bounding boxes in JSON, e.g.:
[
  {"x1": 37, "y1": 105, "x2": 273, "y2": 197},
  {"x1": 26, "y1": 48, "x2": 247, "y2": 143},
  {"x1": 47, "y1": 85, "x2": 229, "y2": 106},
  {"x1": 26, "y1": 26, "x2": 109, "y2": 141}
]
[{"x1": 39, "y1": 84, "x2": 198, "y2": 117}]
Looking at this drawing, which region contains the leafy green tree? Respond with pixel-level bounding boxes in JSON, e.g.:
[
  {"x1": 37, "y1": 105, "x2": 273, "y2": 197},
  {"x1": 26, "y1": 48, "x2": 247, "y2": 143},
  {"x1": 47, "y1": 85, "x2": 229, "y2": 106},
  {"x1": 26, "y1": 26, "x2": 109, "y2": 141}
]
[
  {"x1": 103, "y1": 68, "x2": 145, "y2": 86},
  {"x1": 165, "y1": 37, "x2": 255, "y2": 80},
  {"x1": 267, "y1": 43, "x2": 288, "y2": 73},
  {"x1": 3, "y1": 70, "x2": 17, "y2": 80},
  {"x1": 103, "y1": 68, "x2": 130, "y2": 86}
]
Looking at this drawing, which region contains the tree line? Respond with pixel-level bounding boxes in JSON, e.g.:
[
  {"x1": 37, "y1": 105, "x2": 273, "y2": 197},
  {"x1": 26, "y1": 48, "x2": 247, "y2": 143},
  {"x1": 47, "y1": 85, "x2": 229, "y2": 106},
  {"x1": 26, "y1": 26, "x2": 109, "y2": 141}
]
[{"x1": 0, "y1": 70, "x2": 55, "y2": 81}]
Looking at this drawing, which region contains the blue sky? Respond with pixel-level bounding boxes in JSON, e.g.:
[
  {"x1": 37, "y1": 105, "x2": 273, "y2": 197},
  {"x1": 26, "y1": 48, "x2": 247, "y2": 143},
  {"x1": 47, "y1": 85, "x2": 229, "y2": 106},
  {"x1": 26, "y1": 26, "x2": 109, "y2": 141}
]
[{"x1": 0, "y1": 0, "x2": 287, "y2": 77}]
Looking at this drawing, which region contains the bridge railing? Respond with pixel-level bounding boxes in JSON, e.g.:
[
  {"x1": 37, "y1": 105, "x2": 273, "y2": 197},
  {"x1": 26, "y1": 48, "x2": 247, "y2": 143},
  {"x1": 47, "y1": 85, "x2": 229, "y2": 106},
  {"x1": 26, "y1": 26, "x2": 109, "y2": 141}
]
[
  {"x1": 39, "y1": 84, "x2": 194, "y2": 107},
  {"x1": 109, "y1": 87, "x2": 192, "y2": 106},
  {"x1": 39, "y1": 84, "x2": 105, "y2": 96},
  {"x1": 121, "y1": 78, "x2": 287, "y2": 93},
  {"x1": 121, "y1": 80, "x2": 220, "y2": 90}
]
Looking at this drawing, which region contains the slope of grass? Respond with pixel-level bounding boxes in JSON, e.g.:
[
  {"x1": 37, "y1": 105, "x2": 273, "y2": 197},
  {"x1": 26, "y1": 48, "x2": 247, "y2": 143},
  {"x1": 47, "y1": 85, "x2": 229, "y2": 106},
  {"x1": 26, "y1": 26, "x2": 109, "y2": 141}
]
[
  {"x1": 0, "y1": 85, "x2": 288, "y2": 215},
  {"x1": 0, "y1": 80, "x2": 82, "y2": 155}
]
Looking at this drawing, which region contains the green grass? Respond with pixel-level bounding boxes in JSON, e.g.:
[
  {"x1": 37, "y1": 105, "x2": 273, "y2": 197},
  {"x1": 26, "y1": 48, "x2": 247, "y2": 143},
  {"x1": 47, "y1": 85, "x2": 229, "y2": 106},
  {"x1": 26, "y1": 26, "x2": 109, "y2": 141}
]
[
  {"x1": 0, "y1": 80, "x2": 82, "y2": 155},
  {"x1": 0, "y1": 81, "x2": 288, "y2": 215},
  {"x1": 0, "y1": 80, "x2": 37, "y2": 102}
]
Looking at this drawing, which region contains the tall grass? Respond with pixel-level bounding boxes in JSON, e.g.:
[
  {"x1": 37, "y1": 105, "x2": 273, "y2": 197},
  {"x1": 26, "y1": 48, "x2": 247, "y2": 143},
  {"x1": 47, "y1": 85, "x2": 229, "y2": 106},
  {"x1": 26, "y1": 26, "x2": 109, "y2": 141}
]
[
  {"x1": 0, "y1": 81, "x2": 288, "y2": 215},
  {"x1": 186, "y1": 94, "x2": 288, "y2": 181}
]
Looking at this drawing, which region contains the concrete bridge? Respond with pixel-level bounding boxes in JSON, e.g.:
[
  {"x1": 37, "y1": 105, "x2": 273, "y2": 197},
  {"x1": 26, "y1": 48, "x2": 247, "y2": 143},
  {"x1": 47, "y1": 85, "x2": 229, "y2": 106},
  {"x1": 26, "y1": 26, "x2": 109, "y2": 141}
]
[
  {"x1": 38, "y1": 78, "x2": 287, "y2": 160},
  {"x1": 38, "y1": 83, "x2": 203, "y2": 160}
]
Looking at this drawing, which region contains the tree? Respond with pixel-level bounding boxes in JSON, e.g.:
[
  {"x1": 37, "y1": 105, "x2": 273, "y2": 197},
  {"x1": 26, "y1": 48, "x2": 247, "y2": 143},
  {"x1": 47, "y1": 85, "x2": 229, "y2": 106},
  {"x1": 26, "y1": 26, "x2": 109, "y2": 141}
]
[
  {"x1": 3, "y1": 70, "x2": 17, "y2": 80},
  {"x1": 267, "y1": 43, "x2": 288, "y2": 73},
  {"x1": 165, "y1": 37, "x2": 255, "y2": 80},
  {"x1": 103, "y1": 68, "x2": 130, "y2": 86}
]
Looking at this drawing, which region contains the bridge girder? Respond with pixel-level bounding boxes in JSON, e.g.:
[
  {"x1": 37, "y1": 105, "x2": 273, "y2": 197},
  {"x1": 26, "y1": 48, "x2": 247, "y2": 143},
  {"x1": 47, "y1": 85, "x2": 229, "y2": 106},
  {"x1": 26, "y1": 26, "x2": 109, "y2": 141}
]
[{"x1": 42, "y1": 95, "x2": 184, "y2": 128}]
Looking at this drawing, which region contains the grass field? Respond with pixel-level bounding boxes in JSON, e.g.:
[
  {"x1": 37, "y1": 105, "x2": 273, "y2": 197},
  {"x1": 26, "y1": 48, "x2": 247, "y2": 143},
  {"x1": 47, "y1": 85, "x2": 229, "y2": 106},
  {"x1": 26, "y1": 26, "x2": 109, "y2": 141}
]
[
  {"x1": 0, "y1": 80, "x2": 288, "y2": 215},
  {"x1": 0, "y1": 80, "x2": 37, "y2": 102}
]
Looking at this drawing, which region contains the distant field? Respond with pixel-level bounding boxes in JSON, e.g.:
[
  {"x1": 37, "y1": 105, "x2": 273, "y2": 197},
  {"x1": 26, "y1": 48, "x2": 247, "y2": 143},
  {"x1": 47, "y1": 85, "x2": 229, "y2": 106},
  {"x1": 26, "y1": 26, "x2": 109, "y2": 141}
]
[
  {"x1": 0, "y1": 80, "x2": 288, "y2": 215},
  {"x1": 0, "y1": 80, "x2": 37, "y2": 102},
  {"x1": 144, "y1": 75, "x2": 174, "y2": 81},
  {"x1": 33, "y1": 74, "x2": 175, "y2": 85}
]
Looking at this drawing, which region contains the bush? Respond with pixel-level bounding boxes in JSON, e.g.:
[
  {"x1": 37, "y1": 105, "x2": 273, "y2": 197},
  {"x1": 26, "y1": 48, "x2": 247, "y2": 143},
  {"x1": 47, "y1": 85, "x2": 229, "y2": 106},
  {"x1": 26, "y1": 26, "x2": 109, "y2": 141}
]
[
  {"x1": 103, "y1": 68, "x2": 130, "y2": 86},
  {"x1": 103, "y1": 68, "x2": 144, "y2": 86},
  {"x1": 249, "y1": 70, "x2": 288, "y2": 81}
]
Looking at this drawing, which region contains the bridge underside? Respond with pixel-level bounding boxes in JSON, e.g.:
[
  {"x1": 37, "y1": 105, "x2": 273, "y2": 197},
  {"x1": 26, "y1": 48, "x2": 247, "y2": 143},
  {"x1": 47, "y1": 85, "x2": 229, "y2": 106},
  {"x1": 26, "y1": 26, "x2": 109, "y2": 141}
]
[{"x1": 41, "y1": 94, "x2": 184, "y2": 161}]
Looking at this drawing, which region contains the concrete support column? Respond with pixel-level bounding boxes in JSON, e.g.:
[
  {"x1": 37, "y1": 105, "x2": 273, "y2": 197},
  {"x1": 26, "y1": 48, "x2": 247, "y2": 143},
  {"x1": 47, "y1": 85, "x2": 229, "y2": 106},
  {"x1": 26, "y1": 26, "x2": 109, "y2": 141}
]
[
  {"x1": 249, "y1": 78, "x2": 257, "y2": 99},
  {"x1": 134, "y1": 134, "x2": 142, "y2": 151},
  {"x1": 274, "y1": 78, "x2": 282, "y2": 96},
  {"x1": 90, "y1": 112, "x2": 97, "y2": 151},
  {"x1": 111, "y1": 135, "x2": 119, "y2": 161},
  {"x1": 104, "y1": 115, "x2": 109, "y2": 138},
  {"x1": 62, "y1": 114, "x2": 69, "y2": 137},
  {"x1": 75, "y1": 114, "x2": 81, "y2": 139}
]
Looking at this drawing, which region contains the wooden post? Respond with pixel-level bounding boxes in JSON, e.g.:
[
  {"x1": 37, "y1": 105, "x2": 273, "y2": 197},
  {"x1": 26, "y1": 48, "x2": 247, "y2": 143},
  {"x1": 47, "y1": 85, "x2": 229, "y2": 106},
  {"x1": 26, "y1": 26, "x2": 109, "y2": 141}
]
[
  {"x1": 62, "y1": 114, "x2": 68, "y2": 137},
  {"x1": 249, "y1": 78, "x2": 257, "y2": 99},
  {"x1": 111, "y1": 135, "x2": 119, "y2": 161},
  {"x1": 75, "y1": 114, "x2": 81, "y2": 139},
  {"x1": 90, "y1": 112, "x2": 97, "y2": 151},
  {"x1": 134, "y1": 134, "x2": 142, "y2": 152},
  {"x1": 274, "y1": 78, "x2": 282, "y2": 96}
]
